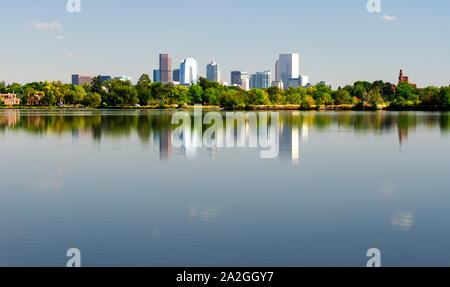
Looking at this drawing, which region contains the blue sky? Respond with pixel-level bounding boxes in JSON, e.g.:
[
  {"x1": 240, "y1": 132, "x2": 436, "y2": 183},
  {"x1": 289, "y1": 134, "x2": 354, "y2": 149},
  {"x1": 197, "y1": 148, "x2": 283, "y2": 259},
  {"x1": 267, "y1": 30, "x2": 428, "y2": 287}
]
[{"x1": 1, "y1": 0, "x2": 449, "y2": 88}]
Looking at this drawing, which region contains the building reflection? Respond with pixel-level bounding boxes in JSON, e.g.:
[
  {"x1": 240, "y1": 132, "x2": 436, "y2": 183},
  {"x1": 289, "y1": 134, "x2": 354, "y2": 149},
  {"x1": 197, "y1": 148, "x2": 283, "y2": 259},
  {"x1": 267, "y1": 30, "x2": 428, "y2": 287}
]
[
  {"x1": 159, "y1": 128, "x2": 171, "y2": 161},
  {"x1": 1, "y1": 110, "x2": 447, "y2": 162}
]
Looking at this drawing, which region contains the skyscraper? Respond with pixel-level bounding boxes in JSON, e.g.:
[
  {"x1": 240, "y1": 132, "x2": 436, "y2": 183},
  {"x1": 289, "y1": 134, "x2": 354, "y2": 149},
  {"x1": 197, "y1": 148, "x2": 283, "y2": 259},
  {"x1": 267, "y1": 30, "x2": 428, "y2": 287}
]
[
  {"x1": 153, "y1": 69, "x2": 160, "y2": 82},
  {"x1": 250, "y1": 71, "x2": 271, "y2": 89},
  {"x1": 173, "y1": 69, "x2": 180, "y2": 82},
  {"x1": 114, "y1": 75, "x2": 132, "y2": 82},
  {"x1": 275, "y1": 60, "x2": 280, "y2": 82},
  {"x1": 230, "y1": 71, "x2": 242, "y2": 86},
  {"x1": 159, "y1": 54, "x2": 172, "y2": 83},
  {"x1": 278, "y1": 53, "x2": 300, "y2": 88},
  {"x1": 299, "y1": 75, "x2": 309, "y2": 87},
  {"x1": 100, "y1": 76, "x2": 112, "y2": 83},
  {"x1": 180, "y1": 58, "x2": 199, "y2": 86},
  {"x1": 72, "y1": 74, "x2": 93, "y2": 86},
  {"x1": 206, "y1": 61, "x2": 221, "y2": 82}
]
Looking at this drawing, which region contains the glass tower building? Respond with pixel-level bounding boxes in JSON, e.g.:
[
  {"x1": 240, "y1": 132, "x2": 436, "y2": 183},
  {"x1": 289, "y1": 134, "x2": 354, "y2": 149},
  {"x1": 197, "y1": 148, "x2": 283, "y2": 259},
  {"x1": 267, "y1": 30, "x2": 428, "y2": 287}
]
[
  {"x1": 206, "y1": 61, "x2": 220, "y2": 82},
  {"x1": 250, "y1": 71, "x2": 271, "y2": 89},
  {"x1": 180, "y1": 58, "x2": 199, "y2": 86}
]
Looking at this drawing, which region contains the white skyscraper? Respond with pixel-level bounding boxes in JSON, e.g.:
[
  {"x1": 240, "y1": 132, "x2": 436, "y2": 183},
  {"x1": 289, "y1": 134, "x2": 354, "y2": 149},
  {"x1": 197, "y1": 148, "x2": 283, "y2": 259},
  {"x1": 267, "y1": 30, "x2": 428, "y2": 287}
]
[
  {"x1": 299, "y1": 75, "x2": 309, "y2": 87},
  {"x1": 206, "y1": 61, "x2": 220, "y2": 82},
  {"x1": 279, "y1": 53, "x2": 300, "y2": 88},
  {"x1": 180, "y1": 58, "x2": 199, "y2": 86}
]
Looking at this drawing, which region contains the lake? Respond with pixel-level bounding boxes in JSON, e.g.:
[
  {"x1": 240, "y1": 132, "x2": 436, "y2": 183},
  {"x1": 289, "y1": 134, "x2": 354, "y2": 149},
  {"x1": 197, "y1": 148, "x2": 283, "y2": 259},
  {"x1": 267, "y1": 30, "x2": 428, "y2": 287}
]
[{"x1": 0, "y1": 109, "x2": 449, "y2": 266}]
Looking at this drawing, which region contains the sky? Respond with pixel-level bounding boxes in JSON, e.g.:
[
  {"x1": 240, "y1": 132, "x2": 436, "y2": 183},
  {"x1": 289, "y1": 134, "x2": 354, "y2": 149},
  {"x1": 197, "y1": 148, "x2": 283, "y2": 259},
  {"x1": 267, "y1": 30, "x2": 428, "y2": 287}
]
[{"x1": 0, "y1": 0, "x2": 449, "y2": 88}]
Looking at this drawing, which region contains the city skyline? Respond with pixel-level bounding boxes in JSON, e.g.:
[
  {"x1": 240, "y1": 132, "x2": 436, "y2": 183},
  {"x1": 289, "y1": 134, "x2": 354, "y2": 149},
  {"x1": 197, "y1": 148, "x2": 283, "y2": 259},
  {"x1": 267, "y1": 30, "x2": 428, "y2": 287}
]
[{"x1": 0, "y1": 0, "x2": 449, "y2": 88}]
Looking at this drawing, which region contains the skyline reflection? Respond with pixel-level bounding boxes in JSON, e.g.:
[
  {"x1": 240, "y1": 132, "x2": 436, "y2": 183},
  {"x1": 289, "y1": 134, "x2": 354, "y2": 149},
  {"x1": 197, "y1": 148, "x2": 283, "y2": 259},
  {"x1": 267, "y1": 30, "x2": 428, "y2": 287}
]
[{"x1": 0, "y1": 110, "x2": 449, "y2": 163}]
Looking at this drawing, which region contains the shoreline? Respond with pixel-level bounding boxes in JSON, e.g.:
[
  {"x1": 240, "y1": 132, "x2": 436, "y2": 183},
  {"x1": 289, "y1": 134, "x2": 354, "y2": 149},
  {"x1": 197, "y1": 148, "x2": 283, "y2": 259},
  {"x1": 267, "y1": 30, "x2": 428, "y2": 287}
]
[{"x1": 1, "y1": 104, "x2": 448, "y2": 112}]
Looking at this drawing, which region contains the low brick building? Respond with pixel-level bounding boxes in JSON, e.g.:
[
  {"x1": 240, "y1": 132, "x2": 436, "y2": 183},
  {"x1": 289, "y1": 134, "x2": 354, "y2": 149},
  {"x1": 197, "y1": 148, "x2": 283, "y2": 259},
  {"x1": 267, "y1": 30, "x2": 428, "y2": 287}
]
[
  {"x1": 398, "y1": 70, "x2": 417, "y2": 88},
  {"x1": 0, "y1": 93, "x2": 20, "y2": 106}
]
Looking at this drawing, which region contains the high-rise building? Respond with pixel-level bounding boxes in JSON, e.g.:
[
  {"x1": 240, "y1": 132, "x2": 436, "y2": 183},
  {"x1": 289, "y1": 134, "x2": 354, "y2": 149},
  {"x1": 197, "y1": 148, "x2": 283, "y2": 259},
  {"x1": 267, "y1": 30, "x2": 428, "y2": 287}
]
[
  {"x1": 275, "y1": 60, "x2": 280, "y2": 82},
  {"x1": 72, "y1": 74, "x2": 93, "y2": 86},
  {"x1": 250, "y1": 71, "x2": 271, "y2": 89},
  {"x1": 206, "y1": 61, "x2": 221, "y2": 82},
  {"x1": 299, "y1": 75, "x2": 309, "y2": 87},
  {"x1": 180, "y1": 58, "x2": 199, "y2": 86},
  {"x1": 287, "y1": 78, "x2": 300, "y2": 89},
  {"x1": 159, "y1": 54, "x2": 172, "y2": 83},
  {"x1": 278, "y1": 53, "x2": 300, "y2": 88},
  {"x1": 173, "y1": 69, "x2": 180, "y2": 82},
  {"x1": 239, "y1": 78, "x2": 250, "y2": 91},
  {"x1": 114, "y1": 75, "x2": 132, "y2": 82},
  {"x1": 100, "y1": 76, "x2": 112, "y2": 83},
  {"x1": 153, "y1": 69, "x2": 160, "y2": 82},
  {"x1": 318, "y1": 81, "x2": 331, "y2": 89},
  {"x1": 272, "y1": 81, "x2": 284, "y2": 89},
  {"x1": 230, "y1": 71, "x2": 242, "y2": 86}
]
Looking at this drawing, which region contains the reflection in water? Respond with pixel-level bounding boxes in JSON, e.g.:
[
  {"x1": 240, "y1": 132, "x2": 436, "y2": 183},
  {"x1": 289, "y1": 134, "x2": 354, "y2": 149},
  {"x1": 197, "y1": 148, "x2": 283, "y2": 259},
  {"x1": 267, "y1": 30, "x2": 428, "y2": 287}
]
[
  {"x1": 0, "y1": 110, "x2": 449, "y2": 163},
  {"x1": 1, "y1": 109, "x2": 450, "y2": 267},
  {"x1": 392, "y1": 212, "x2": 414, "y2": 231}
]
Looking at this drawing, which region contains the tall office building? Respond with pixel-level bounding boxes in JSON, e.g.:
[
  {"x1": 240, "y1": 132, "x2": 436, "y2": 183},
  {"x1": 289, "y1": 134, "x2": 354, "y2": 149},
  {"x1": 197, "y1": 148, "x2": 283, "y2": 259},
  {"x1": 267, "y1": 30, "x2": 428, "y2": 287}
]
[
  {"x1": 278, "y1": 53, "x2": 300, "y2": 88},
  {"x1": 275, "y1": 60, "x2": 280, "y2": 82},
  {"x1": 159, "y1": 54, "x2": 172, "y2": 83},
  {"x1": 173, "y1": 69, "x2": 180, "y2": 82},
  {"x1": 114, "y1": 75, "x2": 132, "y2": 82},
  {"x1": 239, "y1": 78, "x2": 250, "y2": 91},
  {"x1": 72, "y1": 74, "x2": 93, "y2": 86},
  {"x1": 299, "y1": 75, "x2": 309, "y2": 87},
  {"x1": 153, "y1": 69, "x2": 160, "y2": 82},
  {"x1": 206, "y1": 61, "x2": 221, "y2": 82},
  {"x1": 230, "y1": 71, "x2": 242, "y2": 86},
  {"x1": 250, "y1": 71, "x2": 271, "y2": 89},
  {"x1": 100, "y1": 75, "x2": 112, "y2": 83},
  {"x1": 180, "y1": 58, "x2": 199, "y2": 86}
]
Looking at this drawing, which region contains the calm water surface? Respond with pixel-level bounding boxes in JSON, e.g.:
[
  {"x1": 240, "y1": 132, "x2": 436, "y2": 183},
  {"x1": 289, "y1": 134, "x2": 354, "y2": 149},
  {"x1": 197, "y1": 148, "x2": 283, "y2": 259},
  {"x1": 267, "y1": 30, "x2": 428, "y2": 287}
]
[{"x1": 0, "y1": 110, "x2": 449, "y2": 266}]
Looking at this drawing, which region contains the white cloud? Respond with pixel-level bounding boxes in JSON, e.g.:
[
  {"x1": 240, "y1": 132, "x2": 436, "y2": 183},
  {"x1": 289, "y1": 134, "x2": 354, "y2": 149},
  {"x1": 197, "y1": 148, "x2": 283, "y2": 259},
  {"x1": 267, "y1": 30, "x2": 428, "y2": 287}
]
[
  {"x1": 57, "y1": 35, "x2": 66, "y2": 40},
  {"x1": 380, "y1": 15, "x2": 397, "y2": 21},
  {"x1": 29, "y1": 21, "x2": 63, "y2": 31}
]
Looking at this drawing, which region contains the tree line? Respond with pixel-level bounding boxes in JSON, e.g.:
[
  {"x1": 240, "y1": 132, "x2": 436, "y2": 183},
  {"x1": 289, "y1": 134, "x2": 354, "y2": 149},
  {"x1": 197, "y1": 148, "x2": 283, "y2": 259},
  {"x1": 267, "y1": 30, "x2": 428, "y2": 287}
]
[{"x1": 1, "y1": 75, "x2": 449, "y2": 110}]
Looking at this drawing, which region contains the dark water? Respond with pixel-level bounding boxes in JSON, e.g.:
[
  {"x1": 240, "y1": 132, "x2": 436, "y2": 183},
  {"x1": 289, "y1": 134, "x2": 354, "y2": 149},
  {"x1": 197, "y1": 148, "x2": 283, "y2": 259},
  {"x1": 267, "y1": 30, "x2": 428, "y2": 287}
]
[{"x1": 0, "y1": 110, "x2": 449, "y2": 267}]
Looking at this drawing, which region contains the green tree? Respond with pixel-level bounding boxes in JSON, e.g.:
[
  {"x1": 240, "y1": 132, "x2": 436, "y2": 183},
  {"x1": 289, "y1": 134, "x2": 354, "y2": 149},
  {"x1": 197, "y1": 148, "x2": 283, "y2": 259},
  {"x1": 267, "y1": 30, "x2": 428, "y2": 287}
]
[
  {"x1": 284, "y1": 88, "x2": 303, "y2": 105},
  {"x1": 301, "y1": 96, "x2": 315, "y2": 109},
  {"x1": 396, "y1": 82, "x2": 418, "y2": 101},
  {"x1": 333, "y1": 89, "x2": 352, "y2": 105},
  {"x1": 382, "y1": 82, "x2": 395, "y2": 102},
  {"x1": 65, "y1": 85, "x2": 87, "y2": 105},
  {"x1": 188, "y1": 84, "x2": 203, "y2": 104},
  {"x1": 247, "y1": 89, "x2": 270, "y2": 105},
  {"x1": 83, "y1": 92, "x2": 102, "y2": 107},
  {"x1": 170, "y1": 85, "x2": 189, "y2": 104},
  {"x1": 267, "y1": 86, "x2": 284, "y2": 104},
  {"x1": 105, "y1": 80, "x2": 138, "y2": 106},
  {"x1": 420, "y1": 86, "x2": 440, "y2": 108},
  {"x1": 136, "y1": 74, "x2": 152, "y2": 106},
  {"x1": 440, "y1": 87, "x2": 450, "y2": 109},
  {"x1": 363, "y1": 90, "x2": 383, "y2": 108},
  {"x1": 91, "y1": 76, "x2": 103, "y2": 94},
  {"x1": 203, "y1": 88, "x2": 221, "y2": 106}
]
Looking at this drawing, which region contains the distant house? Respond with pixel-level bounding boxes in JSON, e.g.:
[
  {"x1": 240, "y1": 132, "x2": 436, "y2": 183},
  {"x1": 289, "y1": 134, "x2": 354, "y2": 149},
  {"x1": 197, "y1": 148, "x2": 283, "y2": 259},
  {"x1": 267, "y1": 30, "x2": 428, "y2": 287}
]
[
  {"x1": 0, "y1": 93, "x2": 20, "y2": 106},
  {"x1": 27, "y1": 92, "x2": 43, "y2": 106}
]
